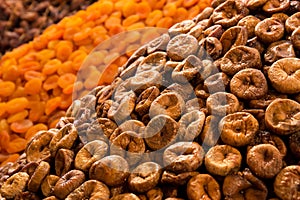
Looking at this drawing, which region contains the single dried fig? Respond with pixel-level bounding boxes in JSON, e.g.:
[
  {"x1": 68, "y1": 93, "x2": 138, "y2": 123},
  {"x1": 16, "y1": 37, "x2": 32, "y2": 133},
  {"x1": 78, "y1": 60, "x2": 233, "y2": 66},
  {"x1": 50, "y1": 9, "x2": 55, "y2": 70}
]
[
  {"x1": 220, "y1": 26, "x2": 248, "y2": 54},
  {"x1": 49, "y1": 123, "x2": 78, "y2": 156},
  {"x1": 55, "y1": 149, "x2": 74, "y2": 177},
  {"x1": 164, "y1": 142, "x2": 205, "y2": 173},
  {"x1": 219, "y1": 112, "x2": 259, "y2": 147},
  {"x1": 135, "y1": 86, "x2": 160, "y2": 116},
  {"x1": 89, "y1": 155, "x2": 129, "y2": 187},
  {"x1": 128, "y1": 162, "x2": 162, "y2": 193},
  {"x1": 149, "y1": 92, "x2": 185, "y2": 120},
  {"x1": 28, "y1": 161, "x2": 50, "y2": 192},
  {"x1": 247, "y1": 144, "x2": 282, "y2": 178},
  {"x1": 206, "y1": 92, "x2": 240, "y2": 116},
  {"x1": 178, "y1": 110, "x2": 205, "y2": 141},
  {"x1": 262, "y1": 0, "x2": 290, "y2": 13},
  {"x1": 65, "y1": 180, "x2": 110, "y2": 200},
  {"x1": 205, "y1": 145, "x2": 242, "y2": 176},
  {"x1": 74, "y1": 140, "x2": 108, "y2": 172},
  {"x1": 0, "y1": 172, "x2": 29, "y2": 199},
  {"x1": 187, "y1": 174, "x2": 221, "y2": 200},
  {"x1": 264, "y1": 40, "x2": 296, "y2": 64},
  {"x1": 220, "y1": 46, "x2": 262, "y2": 76},
  {"x1": 255, "y1": 18, "x2": 285, "y2": 43},
  {"x1": 41, "y1": 175, "x2": 60, "y2": 197},
  {"x1": 223, "y1": 168, "x2": 268, "y2": 200},
  {"x1": 166, "y1": 34, "x2": 199, "y2": 61},
  {"x1": 136, "y1": 52, "x2": 167, "y2": 74},
  {"x1": 169, "y1": 20, "x2": 196, "y2": 37},
  {"x1": 265, "y1": 98, "x2": 300, "y2": 135},
  {"x1": 144, "y1": 115, "x2": 179, "y2": 151},
  {"x1": 53, "y1": 170, "x2": 85, "y2": 199},
  {"x1": 230, "y1": 68, "x2": 268, "y2": 100},
  {"x1": 274, "y1": 165, "x2": 300, "y2": 200},
  {"x1": 25, "y1": 130, "x2": 54, "y2": 163},
  {"x1": 161, "y1": 171, "x2": 199, "y2": 186}
]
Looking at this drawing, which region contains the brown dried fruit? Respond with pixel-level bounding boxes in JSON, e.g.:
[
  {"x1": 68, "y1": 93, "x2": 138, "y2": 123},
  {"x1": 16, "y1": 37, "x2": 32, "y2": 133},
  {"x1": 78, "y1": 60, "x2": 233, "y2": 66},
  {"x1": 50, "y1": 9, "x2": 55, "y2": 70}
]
[
  {"x1": 265, "y1": 98, "x2": 300, "y2": 135},
  {"x1": 55, "y1": 149, "x2": 74, "y2": 177},
  {"x1": 0, "y1": 172, "x2": 29, "y2": 199},
  {"x1": 136, "y1": 52, "x2": 167, "y2": 74},
  {"x1": 255, "y1": 18, "x2": 285, "y2": 43},
  {"x1": 220, "y1": 46, "x2": 262, "y2": 75},
  {"x1": 220, "y1": 26, "x2": 248, "y2": 54},
  {"x1": 53, "y1": 170, "x2": 85, "y2": 199},
  {"x1": 166, "y1": 34, "x2": 199, "y2": 61},
  {"x1": 147, "y1": 34, "x2": 170, "y2": 54},
  {"x1": 169, "y1": 20, "x2": 196, "y2": 37},
  {"x1": 110, "y1": 193, "x2": 140, "y2": 200},
  {"x1": 262, "y1": 0, "x2": 290, "y2": 13},
  {"x1": 25, "y1": 130, "x2": 55, "y2": 163},
  {"x1": 41, "y1": 175, "x2": 60, "y2": 197},
  {"x1": 75, "y1": 140, "x2": 108, "y2": 172},
  {"x1": 135, "y1": 86, "x2": 160, "y2": 116},
  {"x1": 187, "y1": 174, "x2": 221, "y2": 200},
  {"x1": 144, "y1": 115, "x2": 179, "y2": 151},
  {"x1": 206, "y1": 92, "x2": 240, "y2": 116},
  {"x1": 219, "y1": 112, "x2": 259, "y2": 147},
  {"x1": 164, "y1": 142, "x2": 205, "y2": 173},
  {"x1": 212, "y1": 0, "x2": 249, "y2": 28},
  {"x1": 178, "y1": 110, "x2": 205, "y2": 141},
  {"x1": 128, "y1": 162, "x2": 162, "y2": 193},
  {"x1": 200, "y1": 115, "x2": 222, "y2": 148},
  {"x1": 89, "y1": 155, "x2": 129, "y2": 187},
  {"x1": 247, "y1": 144, "x2": 282, "y2": 178},
  {"x1": 268, "y1": 58, "x2": 300, "y2": 94},
  {"x1": 129, "y1": 70, "x2": 162, "y2": 93},
  {"x1": 149, "y1": 92, "x2": 185, "y2": 120},
  {"x1": 161, "y1": 171, "x2": 199, "y2": 186},
  {"x1": 198, "y1": 37, "x2": 223, "y2": 60},
  {"x1": 274, "y1": 165, "x2": 300, "y2": 200},
  {"x1": 246, "y1": 0, "x2": 268, "y2": 10},
  {"x1": 223, "y1": 168, "x2": 268, "y2": 200},
  {"x1": 285, "y1": 12, "x2": 300, "y2": 33},
  {"x1": 289, "y1": 131, "x2": 300, "y2": 158},
  {"x1": 65, "y1": 180, "x2": 110, "y2": 200},
  {"x1": 110, "y1": 131, "x2": 146, "y2": 166},
  {"x1": 172, "y1": 55, "x2": 202, "y2": 83},
  {"x1": 291, "y1": 27, "x2": 300, "y2": 49},
  {"x1": 230, "y1": 68, "x2": 268, "y2": 100},
  {"x1": 237, "y1": 15, "x2": 261, "y2": 38},
  {"x1": 204, "y1": 72, "x2": 230, "y2": 94},
  {"x1": 264, "y1": 40, "x2": 296, "y2": 63},
  {"x1": 204, "y1": 145, "x2": 242, "y2": 176},
  {"x1": 49, "y1": 123, "x2": 78, "y2": 156},
  {"x1": 28, "y1": 161, "x2": 50, "y2": 192}
]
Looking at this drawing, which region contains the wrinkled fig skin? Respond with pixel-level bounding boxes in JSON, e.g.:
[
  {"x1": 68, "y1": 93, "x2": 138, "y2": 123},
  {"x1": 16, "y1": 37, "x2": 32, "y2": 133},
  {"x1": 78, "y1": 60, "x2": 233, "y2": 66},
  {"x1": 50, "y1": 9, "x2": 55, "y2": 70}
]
[
  {"x1": 268, "y1": 58, "x2": 300, "y2": 94},
  {"x1": 230, "y1": 68, "x2": 268, "y2": 100},
  {"x1": 265, "y1": 98, "x2": 300, "y2": 135},
  {"x1": 274, "y1": 165, "x2": 300, "y2": 200},
  {"x1": 205, "y1": 145, "x2": 242, "y2": 176},
  {"x1": 223, "y1": 168, "x2": 268, "y2": 200},
  {"x1": 2, "y1": 0, "x2": 300, "y2": 199},
  {"x1": 219, "y1": 112, "x2": 259, "y2": 147},
  {"x1": 187, "y1": 174, "x2": 221, "y2": 200},
  {"x1": 247, "y1": 144, "x2": 283, "y2": 178}
]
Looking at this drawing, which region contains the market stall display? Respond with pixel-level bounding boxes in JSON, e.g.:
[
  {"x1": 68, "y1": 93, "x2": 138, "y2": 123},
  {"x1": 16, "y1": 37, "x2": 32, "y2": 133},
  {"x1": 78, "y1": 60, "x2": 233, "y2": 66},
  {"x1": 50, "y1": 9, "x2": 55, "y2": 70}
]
[
  {"x1": 0, "y1": 0, "x2": 300, "y2": 199},
  {"x1": 0, "y1": 0, "x2": 211, "y2": 166}
]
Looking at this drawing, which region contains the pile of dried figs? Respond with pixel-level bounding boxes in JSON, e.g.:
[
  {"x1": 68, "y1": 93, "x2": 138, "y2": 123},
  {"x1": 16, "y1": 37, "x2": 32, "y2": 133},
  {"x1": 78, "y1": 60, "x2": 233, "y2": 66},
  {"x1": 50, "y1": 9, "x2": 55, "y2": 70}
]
[
  {"x1": 1, "y1": 0, "x2": 300, "y2": 199},
  {"x1": 0, "y1": 0, "x2": 97, "y2": 55}
]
